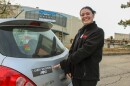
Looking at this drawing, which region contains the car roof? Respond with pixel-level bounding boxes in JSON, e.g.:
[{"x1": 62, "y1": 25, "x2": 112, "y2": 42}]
[{"x1": 0, "y1": 18, "x2": 53, "y2": 29}]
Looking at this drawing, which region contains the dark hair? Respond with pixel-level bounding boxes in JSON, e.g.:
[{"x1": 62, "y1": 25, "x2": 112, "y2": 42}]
[{"x1": 80, "y1": 6, "x2": 96, "y2": 15}]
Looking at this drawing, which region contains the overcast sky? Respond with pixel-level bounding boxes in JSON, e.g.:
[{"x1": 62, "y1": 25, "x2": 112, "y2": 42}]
[{"x1": 11, "y1": 0, "x2": 130, "y2": 38}]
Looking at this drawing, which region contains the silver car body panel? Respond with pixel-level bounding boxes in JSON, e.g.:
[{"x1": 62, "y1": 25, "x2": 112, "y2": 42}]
[
  {"x1": 0, "y1": 18, "x2": 72, "y2": 86},
  {"x1": 0, "y1": 54, "x2": 6, "y2": 65},
  {"x1": 2, "y1": 49, "x2": 71, "y2": 86}
]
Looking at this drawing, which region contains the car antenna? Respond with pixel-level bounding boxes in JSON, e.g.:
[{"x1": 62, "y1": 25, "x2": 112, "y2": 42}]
[{"x1": 14, "y1": 9, "x2": 24, "y2": 18}]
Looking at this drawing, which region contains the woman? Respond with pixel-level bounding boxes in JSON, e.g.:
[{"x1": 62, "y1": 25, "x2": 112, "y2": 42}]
[{"x1": 54, "y1": 6, "x2": 104, "y2": 86}]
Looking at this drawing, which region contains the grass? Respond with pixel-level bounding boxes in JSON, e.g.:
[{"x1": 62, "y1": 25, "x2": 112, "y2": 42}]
[
  {"x1": 103, "y1": 48, "x2": 130, "y2": 54},
  {"x1": 65, "y1": 44, "x2": 130, "y2": 54}
]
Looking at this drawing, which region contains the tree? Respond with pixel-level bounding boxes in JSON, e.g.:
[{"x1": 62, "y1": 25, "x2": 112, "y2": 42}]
[
  {"x1": 0, "y1": 0, "x2": 6, "y2": 14},
  {"x1": 118, "y1": 1, "x2": 130, "y2": 28},
  {"x1": 0, "y1": 0, "x2": 20, "y2": 18}
]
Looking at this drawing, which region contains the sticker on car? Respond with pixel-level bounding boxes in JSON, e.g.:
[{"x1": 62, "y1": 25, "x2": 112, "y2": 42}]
[{"x1": 32, "y1": 66, "x2": 52, "y2": 77}]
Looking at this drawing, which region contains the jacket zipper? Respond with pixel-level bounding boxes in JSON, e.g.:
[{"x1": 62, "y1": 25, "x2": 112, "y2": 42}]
[{"x1": 83, "y1": 64, "x2": 86, "y2": 77}]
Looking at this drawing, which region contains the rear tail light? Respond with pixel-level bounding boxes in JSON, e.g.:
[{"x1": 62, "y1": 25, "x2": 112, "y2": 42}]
[
  {"x1": 0, "y1": 66, "x2": 36, "y2": 86},
  {"x1": 30, "y1": 21, "x2": 40, "y2": 26}
]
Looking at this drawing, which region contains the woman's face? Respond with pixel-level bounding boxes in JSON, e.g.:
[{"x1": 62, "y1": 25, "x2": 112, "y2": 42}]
[{"x1": 80, "y1": 8, "x2": 94, "y2": 25}]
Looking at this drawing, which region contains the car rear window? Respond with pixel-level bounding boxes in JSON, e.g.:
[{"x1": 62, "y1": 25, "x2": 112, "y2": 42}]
[{"x1": 0, "y1": 26, "x2": 65, "y2": 58}]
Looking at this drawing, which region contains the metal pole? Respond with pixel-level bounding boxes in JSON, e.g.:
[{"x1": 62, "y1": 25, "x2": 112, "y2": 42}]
[{"x1": 61, "y1": 15, "x2": 63, "y2": 43}]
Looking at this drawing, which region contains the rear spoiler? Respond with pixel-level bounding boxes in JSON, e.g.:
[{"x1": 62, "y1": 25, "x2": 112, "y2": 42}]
[{"x1": 0, "y1": 18, "x2": 53, "y2": 29}]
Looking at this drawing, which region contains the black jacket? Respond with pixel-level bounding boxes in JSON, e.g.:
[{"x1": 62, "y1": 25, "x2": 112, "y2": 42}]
[{"x1": 60, "y1": 21, "x2": 104, "y2": 80}]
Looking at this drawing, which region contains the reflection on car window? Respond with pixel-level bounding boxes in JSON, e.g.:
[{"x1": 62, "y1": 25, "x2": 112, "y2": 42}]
[{"x1": 12, "y1": 27, "x2": 65, "y2": 58}]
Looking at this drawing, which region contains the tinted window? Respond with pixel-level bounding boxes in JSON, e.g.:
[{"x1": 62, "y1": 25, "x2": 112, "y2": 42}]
[{"x1": 0, "y1": 26, "x2": 65, "y2": 58}]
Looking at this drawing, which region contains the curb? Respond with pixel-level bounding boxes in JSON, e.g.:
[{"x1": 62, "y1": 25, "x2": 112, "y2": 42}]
[{"x1": 103, "y1": 53, "x2": 130, "y2": 56}]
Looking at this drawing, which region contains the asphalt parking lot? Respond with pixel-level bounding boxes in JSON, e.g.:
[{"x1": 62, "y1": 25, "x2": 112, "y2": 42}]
[{"x1": 97, "y1": 55, "x2": 130, "y2": 86}]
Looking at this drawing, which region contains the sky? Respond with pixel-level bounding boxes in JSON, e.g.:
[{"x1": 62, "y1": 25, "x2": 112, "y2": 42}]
[{"x1": 11, "y1": 0, "x2": 130, "y2": 39}]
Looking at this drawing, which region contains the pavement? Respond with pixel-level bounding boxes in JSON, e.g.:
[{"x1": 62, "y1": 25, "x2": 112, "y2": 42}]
[{"x1": 97, "y1": 55, "x2": 130, "y2": 86}]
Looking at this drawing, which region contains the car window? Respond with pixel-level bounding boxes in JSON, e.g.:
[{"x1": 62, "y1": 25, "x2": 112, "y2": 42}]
[{"x1": 0, "y1": 26, "x2": 65, "y2": 58}]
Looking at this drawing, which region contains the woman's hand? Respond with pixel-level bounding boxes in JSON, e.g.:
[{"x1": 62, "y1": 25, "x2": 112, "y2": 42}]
[
  {"x1": 53, "y1": 64, "x2": 72, "y2": 79},
  {"x1": 53, "y1": 64, "x2": 61, "y2": 69},
  {"x1": 66, "y1": 73, "x2": 72, "y2": 79}
]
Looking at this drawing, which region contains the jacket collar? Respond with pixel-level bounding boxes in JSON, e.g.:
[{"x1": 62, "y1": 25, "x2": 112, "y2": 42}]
[{"x1": 80, "y1": 21, "x2": 97, "y2": 31}]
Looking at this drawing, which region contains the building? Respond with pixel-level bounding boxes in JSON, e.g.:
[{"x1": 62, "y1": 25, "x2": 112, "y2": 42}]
[
  {"x1": 14, "y1": 6, "x2": 83, "y2": 46},
  {"x1": 114, "y1": 33, "x2": 130, "y2": 40},
  {"x1": 104, "y1": 33, "x2": 130, "y2": 48}
]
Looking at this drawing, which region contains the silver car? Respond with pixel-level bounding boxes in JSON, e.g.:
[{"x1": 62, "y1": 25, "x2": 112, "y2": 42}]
[{"x1": 0, "y1": 18, "x2": 72, "y2": 86}]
